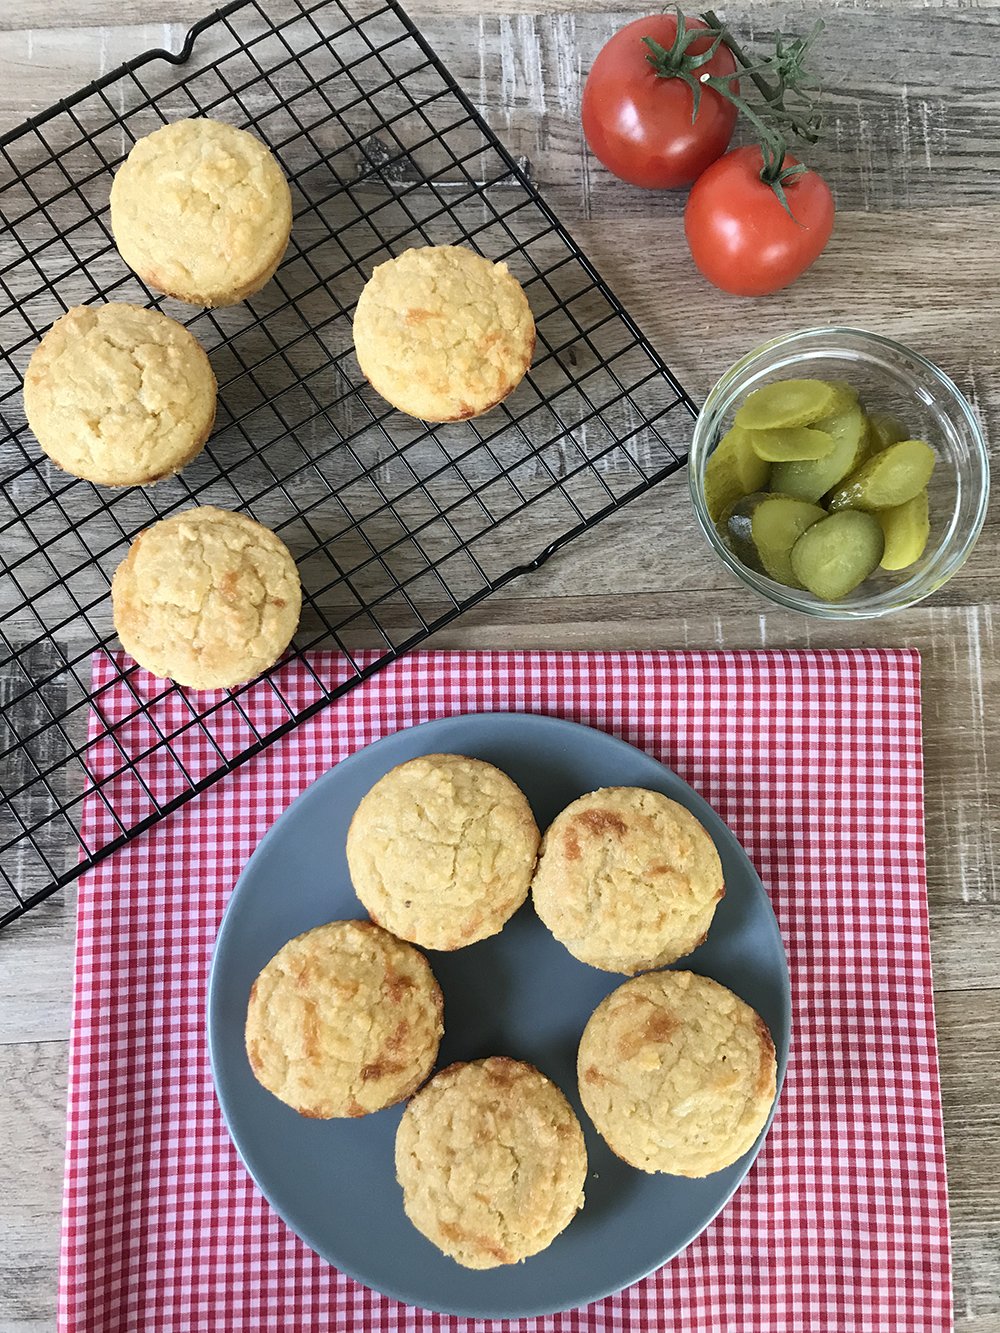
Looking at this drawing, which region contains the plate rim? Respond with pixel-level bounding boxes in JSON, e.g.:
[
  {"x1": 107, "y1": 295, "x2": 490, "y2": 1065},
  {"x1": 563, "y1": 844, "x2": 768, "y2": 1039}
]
[{"x1": 208, "y1": 709, "x2": 791, "y2": 1318}]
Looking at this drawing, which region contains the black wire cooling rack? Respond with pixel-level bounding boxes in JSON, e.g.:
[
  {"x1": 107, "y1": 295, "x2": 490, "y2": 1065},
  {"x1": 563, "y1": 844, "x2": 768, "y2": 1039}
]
[{"x1": 0, "y1": 0, "x2": 696, "y2": 931}]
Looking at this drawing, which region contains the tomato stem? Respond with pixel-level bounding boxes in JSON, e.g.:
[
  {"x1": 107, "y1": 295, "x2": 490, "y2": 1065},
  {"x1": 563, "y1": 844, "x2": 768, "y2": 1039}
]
[
  {"x1": 641, "y1": 10, "x2": 734, "y2": 121},
  {"x1": 637, "y1": 8, "x2": 825, "y2": 211},
  {"x1": 700, "y1": 12, "x2": 779, "y2": 104},
  {"x1": 693, "y1": 9, "x2": 825, "y2": 210},
  {"x1": 642, "y1": 8, "x2": 728, "y2": 77},
  {"x1": 700, "y1": 10, "x2": 824, "y2": 149}
]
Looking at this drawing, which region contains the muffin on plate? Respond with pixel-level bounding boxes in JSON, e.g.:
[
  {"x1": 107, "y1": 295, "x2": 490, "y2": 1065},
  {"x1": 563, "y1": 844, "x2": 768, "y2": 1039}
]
[
  {"x1": 352, "y1": 244, "x2": 535, "y2": 421},
  {"x1": 111, "y1": 505, "x2": 300, "y2": 690},
  {"x1": 346, "y1": 753, "x2": 539, "y2": 950},
  {"x1": 578, "y1": 970, "x2": 777, "y2": 1177},
  {"x1": 395, "y1": 1057, "x2": 587, "y2": 1267},
  {"x1": 245, "y1": 919, "x2": 443, "y2": 1119},
  {"x1": 110, "y1": 117, "x2": 292, "y2": 307},
  {"x1": 531, "y1": 787, "x2": 724, "y2": 974},
  {"x1": 24, "y1": 303, "x2": 216, "y2": 487}
]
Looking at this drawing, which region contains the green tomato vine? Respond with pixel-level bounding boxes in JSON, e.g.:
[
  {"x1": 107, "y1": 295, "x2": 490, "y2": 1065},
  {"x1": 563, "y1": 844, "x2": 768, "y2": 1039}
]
[{"x1": 641, "y1": 8, "x2": 825, "y2": 211}]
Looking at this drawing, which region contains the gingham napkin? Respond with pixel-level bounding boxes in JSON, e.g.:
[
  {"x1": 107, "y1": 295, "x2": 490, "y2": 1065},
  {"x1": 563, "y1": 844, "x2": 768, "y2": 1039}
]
[{"x1": 58, "y1": 649, "x2": 952, "y2": 1332}]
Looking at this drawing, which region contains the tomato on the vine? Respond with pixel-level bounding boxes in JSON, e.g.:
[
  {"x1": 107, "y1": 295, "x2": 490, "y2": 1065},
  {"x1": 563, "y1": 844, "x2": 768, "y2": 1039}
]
[
  {"x1": 581, "y1": 14, "x2": 738, "y2": 191},
  {"x1": 684, "y1": 145, "x2": 835, "y2": 296}
]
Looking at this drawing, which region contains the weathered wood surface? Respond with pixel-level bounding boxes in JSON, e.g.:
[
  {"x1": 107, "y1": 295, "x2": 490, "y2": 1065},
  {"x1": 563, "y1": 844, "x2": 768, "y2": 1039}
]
[{"x1": 0, "y1": 2, "x2": 997, "y2": 1330}]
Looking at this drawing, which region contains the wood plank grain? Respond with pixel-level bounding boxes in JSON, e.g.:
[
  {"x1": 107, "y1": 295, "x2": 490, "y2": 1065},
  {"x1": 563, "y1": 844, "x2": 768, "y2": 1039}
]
[
  {"x1": 0, "y1": 1042, "x2": 67, "y2": 1333},
  {"x1": 7, "y1": 0, "x2": 1000, "y2": 28},
  {"x1": 4, "y1": 7, "x2": 1000, "y2": 219},
  {"x1": 0, "y1": 888, "x2": 75, "y2": 1045},
  {"x1": 938, "y1": 988, "x2": 1000, "y2": 1331}
]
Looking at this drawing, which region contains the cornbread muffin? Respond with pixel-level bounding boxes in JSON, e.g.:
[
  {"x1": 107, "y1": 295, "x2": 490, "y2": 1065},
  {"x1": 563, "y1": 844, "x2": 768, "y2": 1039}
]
[
  {"x1": 578, "y1": 970, "x2": 777, "y2": 1177},
  {"x1": 24, "y1": 303, "x2": 216, "y2": 487},
  {"x1": 111, "y1": 505, "x2": 300, "y2": 690},
  {"x1": 346, "y1": 754, "x2": 539, "y2": 950},
  {"x1": 245, "y1": 920, "x2": 443, "y2": 1119},
  {"x1": 110, "y1": 118, "x2": 292, "y2": 307},
  {"x1": 531, "y1": 787, "x2": 724, "y2": 974},
  {"x1": 395, "y1": 1057, "x2": 587, "y2": 1267},
  {"x1": 352, "y1": 245, "x2": 535, "y2": 420}
]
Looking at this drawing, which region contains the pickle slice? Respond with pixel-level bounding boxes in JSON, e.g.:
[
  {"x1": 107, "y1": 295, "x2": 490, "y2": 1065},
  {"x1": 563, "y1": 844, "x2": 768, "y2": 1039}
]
[
  {"x1": 748, "y1": 426, "x2": 835, "y2": 463},
  {"x1": 789, "y1": 510, "x2": 885, "y2": 600},
  {"x1": 827, "y1": 439, "x2": 936, "y2": 512},
  {"x1": 734, "y1": 379, "x2": 838, "y2": 431},
  {"x1": 704, "y1": 426, "x2": 771, "y2": 522},
  {"x1": 728, "y1": 493, "x2": 826, "y2": 586},
  {"x1": 770, "y1": 400, "x2": 868, "y2": 501},
  {"x1": 868, "y1": 412, "x2": 909, "y2": 453},
  {"x1": 819, "y1": 381, "x2": 862, "y2": 420},
  {"x1": 824, "y1": 380, "x2": 859, "y2": 406},
  {"x1": 879, "y1": 490, "x2": 930, "y2": 570}
]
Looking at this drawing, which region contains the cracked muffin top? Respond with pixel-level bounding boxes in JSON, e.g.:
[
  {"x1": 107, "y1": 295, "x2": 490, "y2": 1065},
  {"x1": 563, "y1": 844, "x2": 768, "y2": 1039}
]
[
  {"x1": 24, "y1": 303, "x2": 216, "y2": 487},
  {"x1": 110, "y1": 117, "x2": 292, "y2": 307},
  {"x1": 531, "y1": 787, "x2": 725, "y2": 974},
  {"x1": 577, "y1": 969, "x2": 777, "y2": 1177},
  {"x1": 245, "y1": 919, "x2": 443, "y2": 1119},
  {"x1": 111, "y1": 505, "x2": 301, "y2": 690},
  {"x1": 394, "y1": 1056, "x2": 586, "y2": 1268},
  {"x1": 352, "y1": 244, "x2": 535, "y2": 421},
  {"x1": 346, "y1": 753, "x2": 539, "y2": 951}
]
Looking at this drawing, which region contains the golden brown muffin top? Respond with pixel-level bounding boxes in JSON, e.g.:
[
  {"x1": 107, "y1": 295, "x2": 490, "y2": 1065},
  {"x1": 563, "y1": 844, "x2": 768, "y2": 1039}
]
[
  {"x1": 245, "y1": 919, "x2": 443, "y2": 1119},
  {"x1": 352, "y1": 245, "x2": 534, "y2": 421},
  {"x1": 395, "y1": 1057, "x2": 587, "y2": 1267},
  {"x1": 532, "y1": 787, "x2": 725, "y2": 974},
  {"x1": 578, "y1": 970, "x2": 776, "y2": 1177},
  {"x1": 111, "y1": 505, "x2": 300, "y2": 691}
]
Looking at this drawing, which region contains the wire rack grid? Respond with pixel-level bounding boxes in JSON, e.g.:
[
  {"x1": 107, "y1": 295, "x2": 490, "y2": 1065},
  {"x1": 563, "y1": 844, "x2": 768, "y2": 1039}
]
[{"x1": 0, "y1": 0, "x2": 696, "y2": 931}]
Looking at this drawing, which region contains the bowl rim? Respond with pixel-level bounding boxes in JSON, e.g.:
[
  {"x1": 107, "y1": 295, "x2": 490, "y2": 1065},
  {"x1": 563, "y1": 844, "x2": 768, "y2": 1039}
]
[{"x1": 689, "y1": 325, "x2": 991, "y2": 620}]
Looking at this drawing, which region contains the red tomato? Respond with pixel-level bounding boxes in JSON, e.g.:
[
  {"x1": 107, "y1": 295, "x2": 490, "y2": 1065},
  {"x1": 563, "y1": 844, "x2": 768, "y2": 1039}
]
[
  {"x1": 684, "y1": 145, "x2": 835, "y2": 296},
  {"x1": 582, "y1": 14, "x2": 738, "y2": 191}
]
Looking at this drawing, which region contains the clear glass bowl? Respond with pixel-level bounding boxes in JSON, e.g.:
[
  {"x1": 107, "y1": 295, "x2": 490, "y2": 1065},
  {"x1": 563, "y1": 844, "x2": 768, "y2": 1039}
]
[{"x1": 689, "y1": 327, "x2": 990, "y2": 618}]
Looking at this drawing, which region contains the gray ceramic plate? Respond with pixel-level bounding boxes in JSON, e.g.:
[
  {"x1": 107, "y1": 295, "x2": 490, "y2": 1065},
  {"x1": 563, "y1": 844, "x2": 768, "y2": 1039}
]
[{"x1": 208, "y1": 712, "x2": 790, "y2": 1318}]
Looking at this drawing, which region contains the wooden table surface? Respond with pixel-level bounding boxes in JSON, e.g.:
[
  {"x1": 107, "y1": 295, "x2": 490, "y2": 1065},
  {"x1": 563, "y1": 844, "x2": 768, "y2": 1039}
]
[{"x1": 1, "y1": 1, "x2": 997, "y2": 1329}]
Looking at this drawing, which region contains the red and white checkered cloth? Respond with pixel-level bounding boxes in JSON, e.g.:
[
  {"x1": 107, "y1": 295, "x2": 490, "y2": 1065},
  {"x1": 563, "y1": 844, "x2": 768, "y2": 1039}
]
[{"x1": 58, "y1": 648, "x2": 952, "y2": 1332}]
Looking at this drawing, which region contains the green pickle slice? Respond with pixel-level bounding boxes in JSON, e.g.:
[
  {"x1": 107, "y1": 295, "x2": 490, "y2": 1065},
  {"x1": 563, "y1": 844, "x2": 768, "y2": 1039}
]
[
  {"x1": 704, "y1": 426, "x2": 770, "y2": 522},
  {"x1": 868, "y1": 412, "x2": 909, "y2": 453},
  {"x1": 748, "y1": 426, "x2": 835, "y2": 463},
  {"x1": 789, "y1": 510, "x2": 885, "y2": 600},
  {"x1": 734, "y1": 379, "x2": 838, "y2": 431},
  {"x1": 823, "y1": 380, "x2": 859, "y2": 407},
  {"x1": 770, "y1": 400, "x2": 868, "y2": 501},
  {"x1": 879, "y1": 490, "x2": 930, "y2": 570},
  {"x1": 827, "y1": 439, "x2": 935, "y2": 512},
  {"x1": 718, "y1": 375, "x2": 938, "y2": 598},
  {"x1": 727, "y1": 493, "x2": 826, "y2": 586}
]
